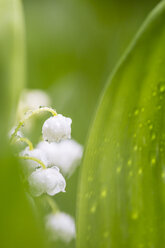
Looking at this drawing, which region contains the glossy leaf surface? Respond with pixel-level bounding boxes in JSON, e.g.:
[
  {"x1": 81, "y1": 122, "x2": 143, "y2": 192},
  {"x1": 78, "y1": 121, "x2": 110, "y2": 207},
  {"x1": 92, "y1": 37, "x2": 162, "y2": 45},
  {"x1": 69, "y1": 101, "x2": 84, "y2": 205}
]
[{"x1": 77, "y1": 1, "x2": 165, "y2": 248}]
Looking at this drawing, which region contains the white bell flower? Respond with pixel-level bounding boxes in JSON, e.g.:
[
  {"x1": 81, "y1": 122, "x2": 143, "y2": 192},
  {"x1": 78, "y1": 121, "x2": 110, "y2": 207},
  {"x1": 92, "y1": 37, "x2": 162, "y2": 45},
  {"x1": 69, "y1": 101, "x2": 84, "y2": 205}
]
[
  {"x1": 37, "y1": 140, "x2": 83, "y2": 176},
  {"x1": 42, "y1": 114, "x2": 72, "y2": 142},
  {"x1": 28, "y1": 166, "x2": 66, "y2": 197},
  {"x1": 46, "y1": 212, "x2": 76, "y2": 243},
  {"x1": 17, "y1": 89, "x2": 51, "y2": 119},
  {"x1": 20, "y1": 147, "x2": 48, "y2": 172}
]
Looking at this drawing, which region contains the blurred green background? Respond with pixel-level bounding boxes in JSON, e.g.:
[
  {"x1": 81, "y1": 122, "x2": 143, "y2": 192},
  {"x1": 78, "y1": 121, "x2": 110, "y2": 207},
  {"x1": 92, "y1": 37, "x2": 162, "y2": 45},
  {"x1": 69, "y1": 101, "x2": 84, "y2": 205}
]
[{"x1": 0, "y1": 0, "x2": 161, "y2": 247}]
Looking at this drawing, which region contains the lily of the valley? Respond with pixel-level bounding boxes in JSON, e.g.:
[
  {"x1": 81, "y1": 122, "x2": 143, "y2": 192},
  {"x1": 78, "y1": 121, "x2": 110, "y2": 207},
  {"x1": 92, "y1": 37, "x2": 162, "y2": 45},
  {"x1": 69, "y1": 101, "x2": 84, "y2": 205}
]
[
  {"x1": 20, "y1": 147, "x2": 48, "y2": 171},
  {"x1": 37, "y1": 139, "x2": 83, "y2": 176},
  {"x1": 28, "y1": 166, "x2": 66, "y2": 197},
  {"x1": 46, "y1": 212, "x2": 76, "y2": 243},
  {"x1": 42, "y1": 114, "x2": 72, "y2": 142}
]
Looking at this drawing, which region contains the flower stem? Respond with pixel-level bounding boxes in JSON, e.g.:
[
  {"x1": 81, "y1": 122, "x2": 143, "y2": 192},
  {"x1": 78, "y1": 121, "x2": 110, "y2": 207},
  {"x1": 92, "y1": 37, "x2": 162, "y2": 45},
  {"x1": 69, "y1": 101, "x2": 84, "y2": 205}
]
[
  {"x1": 10, "y1": 107, "x2": 57, "y2": 143},
  {"x1": 46, "y1": 195, "x2": 59, "y2": 213},
  {"x1": 14, "y1": 137, "x2": 34, "y2": 150},
  {"x1": 19, "y1": 156, "x2": 46, "y2": 169}
]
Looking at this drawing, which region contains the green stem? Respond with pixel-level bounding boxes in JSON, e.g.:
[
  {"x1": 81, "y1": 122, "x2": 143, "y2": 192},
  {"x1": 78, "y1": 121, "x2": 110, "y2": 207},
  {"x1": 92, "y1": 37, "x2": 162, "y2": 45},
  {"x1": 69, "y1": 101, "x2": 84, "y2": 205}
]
[
  {"x1": 14, "y1": 137, "x2": 34, "y2": 150},
  {"x1": 46, "y1": 195, "x2": 59, "y2": 213},
  {"x1": 19, "y1": 156, "x2": 46, "y2": 169},
  {"x1": 10, "y1": 107, "x2": 57, "y2": 142}
]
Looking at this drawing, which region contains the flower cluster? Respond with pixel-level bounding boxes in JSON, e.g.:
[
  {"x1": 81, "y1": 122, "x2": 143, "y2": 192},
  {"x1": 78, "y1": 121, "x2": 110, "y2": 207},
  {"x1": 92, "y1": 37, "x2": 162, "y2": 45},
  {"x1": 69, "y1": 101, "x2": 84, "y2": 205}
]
[{"x1": 10, "y1": 99, "x2": 83, "y2": 244}]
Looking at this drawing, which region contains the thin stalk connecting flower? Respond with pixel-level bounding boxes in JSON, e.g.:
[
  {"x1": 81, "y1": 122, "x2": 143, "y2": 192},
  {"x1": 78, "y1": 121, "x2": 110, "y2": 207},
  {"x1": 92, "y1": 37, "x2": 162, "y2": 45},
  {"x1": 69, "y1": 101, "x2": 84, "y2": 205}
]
[
  {"x1": 19, "y1": 156, "x2": 47, "y2": 169},
  {"x1": 14, "y1": 137, "x2": 34, "y2": 150},
  {"x1": 46, "y1": 195, "x2": 59, "y2": 213},
  {"x1": 10, "y1": 107, "x2": 57, "y2": 142}
]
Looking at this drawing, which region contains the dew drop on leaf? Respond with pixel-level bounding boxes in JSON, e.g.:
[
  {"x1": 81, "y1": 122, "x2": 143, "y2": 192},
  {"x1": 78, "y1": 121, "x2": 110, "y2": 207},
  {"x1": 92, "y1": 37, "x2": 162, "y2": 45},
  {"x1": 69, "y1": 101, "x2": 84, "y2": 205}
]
[
  {"x1": 151, "y1": 133, "x2": 156, "y2": 140},
  {"x1": 151, "y1": 158, "x2": 156, "y2": 165},
  {"x1": 134, "y1": 109, "x2": 139, "y2": 116},
  {"x1": 127, "y1": 159, "x2": 132, "y2": 166},
  {"x1": 134, "y1": 145, "x2": 138, "y2": 151},
  {"x1": 116, "y1": 167, "x2": 122, "y2": 174},
  {"x1": 138, "y1": 168, "x2": 143, "y2": 175},
  {"x1": 131, "y1": 212, "x2": 139, "y2": 220},
  {"x1": 100, "y1": 189, "x2": 107, "y2": 198},
  {"x1": 90, "y1": 205, "x2": 96, "y2": 214}
]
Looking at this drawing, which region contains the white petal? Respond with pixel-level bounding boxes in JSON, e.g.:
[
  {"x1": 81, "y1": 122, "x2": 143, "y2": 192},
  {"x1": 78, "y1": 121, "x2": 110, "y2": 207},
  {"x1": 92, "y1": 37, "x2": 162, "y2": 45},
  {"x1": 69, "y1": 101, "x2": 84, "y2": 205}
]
[
  {"x1": 17, "y1": 89, "x2": 51, "y2": 118},
  {"x1": 45, "y1": 167, "x2": 66, "y2": 196},
  {"x1": 28, "y1": 169, "x2": 45, "y2": 197},
  {"x1": 42, "y1": 114, "x2": 72, "y2": 143},
  {"x1": 20, "y1": 147, "x2": 48, "y2": 171},
  {"x1": 29, "y1": 167, "x2": 66, "y2": 197},
  {"x1": 37, "y1": 140, "x2": 83, "y2": 175}
]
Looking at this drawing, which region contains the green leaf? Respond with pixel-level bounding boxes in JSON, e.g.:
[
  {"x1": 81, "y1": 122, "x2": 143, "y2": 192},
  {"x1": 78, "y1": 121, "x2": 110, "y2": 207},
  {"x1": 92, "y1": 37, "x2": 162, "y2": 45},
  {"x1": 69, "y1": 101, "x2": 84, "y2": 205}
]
[
  {"x1": 0, "y1": 0, "x2": 25, "y2": 134},
  {"x1": 77, "y1": 1, "x2": 165, "y2": 247},
  {"x1": 0, "y1": 1, "x2": 46, "y2": 247}
]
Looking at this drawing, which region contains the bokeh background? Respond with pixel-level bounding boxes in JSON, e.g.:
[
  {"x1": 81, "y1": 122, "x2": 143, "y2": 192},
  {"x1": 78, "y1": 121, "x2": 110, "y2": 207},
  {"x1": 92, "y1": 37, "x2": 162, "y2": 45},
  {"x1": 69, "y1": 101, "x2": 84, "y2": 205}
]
[{"x1": 0, "y1": 0, "x2": 161, "y2": 247}]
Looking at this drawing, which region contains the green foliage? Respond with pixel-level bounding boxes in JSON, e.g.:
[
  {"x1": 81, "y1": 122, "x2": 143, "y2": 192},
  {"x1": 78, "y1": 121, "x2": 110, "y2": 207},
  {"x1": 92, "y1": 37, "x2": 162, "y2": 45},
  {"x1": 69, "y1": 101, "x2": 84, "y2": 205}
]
[
  {"x1": 77, "y1": 1, "x2": 165, "y2": 247},
  {"x1": 0, "y1": 0, "x2": 25, "y2": 131},
  {"x1": 0, "y1": 1, "x2": 45, "y2": 247},
  {"x1": 0, "y1": 0, "x2": 164, "y2": 247}
]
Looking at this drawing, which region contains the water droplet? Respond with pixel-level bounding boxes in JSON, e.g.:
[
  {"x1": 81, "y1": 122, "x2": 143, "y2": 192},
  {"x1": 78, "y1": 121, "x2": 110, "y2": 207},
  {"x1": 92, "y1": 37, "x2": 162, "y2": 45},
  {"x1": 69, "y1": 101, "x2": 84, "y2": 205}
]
[
  {"x1": 90, "y1": 205, "x2": 96, "y2": 213},
  {"x1": 157, "y1": 105, "x2": 162, "y2": 110},
  {"x1": 134, "y1": 145, "x2": 138, "y2": 151},
  {"x1": 116, "y1": 167, "x2": 122, "y2": 174},
  {"x1": 138, "y1": 168, "x2": 143, "y2": 175},
  {"x1": 139, "y1": 123, "x2": 143, "y2": 128},
  {"x1": 161, "y1": 172, "x2": 165, "y2": 179},
  {"x1": 160, "y1": 84, "x2": 165, "y2": 93},
  {"x1": 101, "y1": 189, "x2": 107, "y2": 198},
  {"x1": 131, "y1": 212, "x2": 138, "y2": 220},
  {"x1": 151, "y1": 133, "x2": 156, "y2": 140},
  {"x1": 127, "y1": 159, "x2": 132, "y2": 166},
  {"x1": 151, "y1": 158, "x2": 156, "y2": 165},
  {"x1": 134, "y1": 109, "x2": 139, "y2": 116},
  {"x1": 85, "y1": 193, "x2": 92, "y2": 199},
  {"x1": 133, "y1": 133, "x2": 137, "y2": 138},
  {"x1": 149, "y1": 125, "x2": 153, "y2": 130}
]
